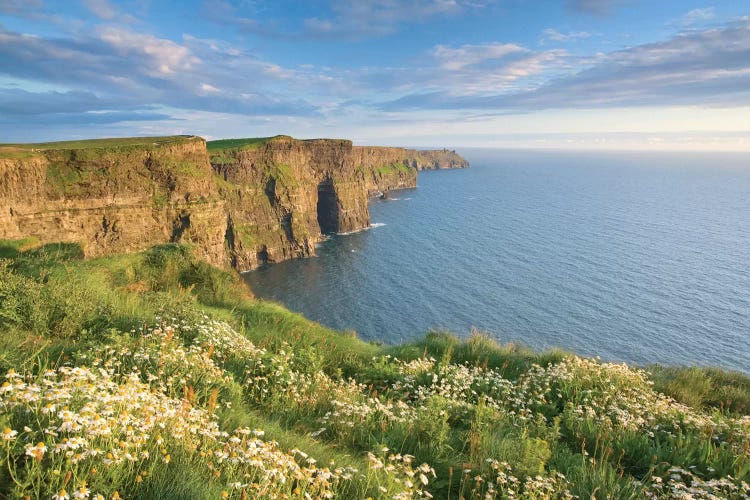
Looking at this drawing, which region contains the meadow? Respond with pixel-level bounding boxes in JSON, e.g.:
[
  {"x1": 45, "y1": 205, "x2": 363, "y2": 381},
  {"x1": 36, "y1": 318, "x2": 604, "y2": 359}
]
[
  {"x1": 0, "y1": 136, "x2": 195, "y2": 153},
  {"x1": 0, "y1": 241, "x2": 748, "y2": 499}
]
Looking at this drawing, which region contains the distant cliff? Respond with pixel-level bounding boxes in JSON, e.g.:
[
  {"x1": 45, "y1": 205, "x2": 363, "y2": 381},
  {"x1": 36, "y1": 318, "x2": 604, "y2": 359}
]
[
  {"x1": 404, "y1": 148, "x2": 470, "y2": 170},
  {"x1": 0, "y1": 135, "x2": 468, "y2": 271}
]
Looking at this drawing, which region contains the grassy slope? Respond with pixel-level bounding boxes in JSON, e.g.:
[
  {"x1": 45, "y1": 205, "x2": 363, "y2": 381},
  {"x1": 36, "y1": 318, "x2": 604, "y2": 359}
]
[
  {"x1": 0, "y1": 136, "x2": 196, "y2": 153},
  {"x1": 0, "y1": 240, "x2": 748, "y2": 499},
  {"x1": 206, "y1": 136, "x2": 285, "y2": 152}
]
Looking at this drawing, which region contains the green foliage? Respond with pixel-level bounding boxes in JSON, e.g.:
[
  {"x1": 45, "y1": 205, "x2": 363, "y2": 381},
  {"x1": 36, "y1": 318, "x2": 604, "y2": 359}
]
[
  {"x1": 208, "y1": 153, "x2": 238, "y2": 166},
  {"x1": 0, "y1": 260, "x2": 47, "y2": 334},
  {"x1": 0, "y1": 240, "x2": 749, "y2": 499},
  {"x1": 45, "y1": 161, "x2": 90, "y2": 196},
  {"x1": 0, "y1": 135, "x2": 195, "y2": 153},
  {"x1": 234, "y1": 223, "x2": 258, "y2": 249},
  {"x1": 152, "y1": 191, "x2": 170, "y2": 208},
  {"x1": 373, "y1": 161, "x2": 415, "y2": 178},
  {"x1": 0, "y1": 237, "x2": 40, "y2": 258},
  {"x1": 649, "y1": 364, "x2": 750, "y2": 415},
  {"x1": 163, "y1": 158, "x2": 208, "y2": 178},
  {"x1": 206, "y1": 136, "x2": 283, "y2": 152},
  {"x1": 0, "y1": 147, "x2": 40, "y2": 159},
  {"x1": 387, "y1": 329, "x2": 567, "y2": 380}
]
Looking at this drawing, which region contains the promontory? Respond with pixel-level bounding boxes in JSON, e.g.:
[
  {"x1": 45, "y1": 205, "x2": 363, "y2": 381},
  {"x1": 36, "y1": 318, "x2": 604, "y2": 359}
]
[{"x1": 0, "y1": 135, "x2": 468, "y2": 271}]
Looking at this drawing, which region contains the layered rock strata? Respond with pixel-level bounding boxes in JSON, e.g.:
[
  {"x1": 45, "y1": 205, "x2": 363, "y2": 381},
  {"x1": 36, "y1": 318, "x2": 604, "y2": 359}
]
[
  {"x1": 0, "y1": 136, "x2": 227, "y2": 266},
  {"x1": 0, "y1": 135, "x2": 468, "y2": 271}
]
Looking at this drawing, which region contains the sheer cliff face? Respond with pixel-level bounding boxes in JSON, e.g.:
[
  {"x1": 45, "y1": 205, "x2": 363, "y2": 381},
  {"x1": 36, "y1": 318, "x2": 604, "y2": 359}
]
[
  {"x1": 212, "y1": 137, "x2": 372, "y2": 270},
  {"x1": 0, "y1": 137, "x2": 227, "y2": 266},
  {"x1": 404, "y1": 149, "x2": 470, "y2": 170},
  {"x1": 351, "y1": 147, "x2": 418, "y2": 195},
  {"x1": 1, "y1": 135, "x2": 468, "y2": 271}
]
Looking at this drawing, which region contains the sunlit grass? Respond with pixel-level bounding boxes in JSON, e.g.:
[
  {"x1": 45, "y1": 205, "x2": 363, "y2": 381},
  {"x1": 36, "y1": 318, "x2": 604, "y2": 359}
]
[
  {"x1": 0, "y1": 136, "x2": 195, "y2": 153},
  {"x1": 1, "y1": 241, "x2": 749, "y2": 498}
]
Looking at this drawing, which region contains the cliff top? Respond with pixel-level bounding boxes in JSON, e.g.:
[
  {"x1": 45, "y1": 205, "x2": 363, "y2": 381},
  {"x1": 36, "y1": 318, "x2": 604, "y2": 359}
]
[
  {"x1": 207, "y1": 135, "x2": 353, "y2": 152},
  {"x1": 0, "y1": 135, "x2": 200, "y2": 159},
  {"x1": 207, "y1": 135, "x2": 290, "y2": 152}
]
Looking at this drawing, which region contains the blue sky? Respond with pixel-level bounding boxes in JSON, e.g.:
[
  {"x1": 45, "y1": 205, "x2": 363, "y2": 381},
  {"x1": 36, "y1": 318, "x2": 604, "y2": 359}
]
[{"x1": 1, "y1": 0, "x2": 749, "y2": 150}]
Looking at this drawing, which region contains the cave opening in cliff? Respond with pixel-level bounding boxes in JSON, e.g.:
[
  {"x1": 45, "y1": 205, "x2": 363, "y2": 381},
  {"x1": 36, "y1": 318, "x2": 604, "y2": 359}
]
[{"x1": 317, "y1": 179, "x2": 339, "y2": 234}]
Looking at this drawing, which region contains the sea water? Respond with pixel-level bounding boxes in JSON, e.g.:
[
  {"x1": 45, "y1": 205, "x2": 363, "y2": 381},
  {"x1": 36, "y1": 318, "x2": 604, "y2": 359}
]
[{"x1": 244, "y1": 149, "x2": 750, "y2": 373}]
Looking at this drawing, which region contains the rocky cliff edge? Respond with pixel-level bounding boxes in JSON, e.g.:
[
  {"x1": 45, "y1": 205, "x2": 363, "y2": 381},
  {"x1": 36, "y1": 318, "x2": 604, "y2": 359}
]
[{"x1": 0, "y1": 135, "x2": 468, "y2": 271}]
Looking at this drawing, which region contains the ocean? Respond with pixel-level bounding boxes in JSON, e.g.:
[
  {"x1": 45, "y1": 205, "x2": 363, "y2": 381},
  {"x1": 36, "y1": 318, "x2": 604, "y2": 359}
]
[{"x1": 243, "y1": 148, "x2": 750, "y2": 373}]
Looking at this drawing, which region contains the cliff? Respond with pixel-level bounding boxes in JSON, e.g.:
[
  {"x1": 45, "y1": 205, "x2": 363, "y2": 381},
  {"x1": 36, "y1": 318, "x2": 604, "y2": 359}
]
[
  {"x1": 404, "y1": 148, "x2": 470, "y2": 170},
  {"x1": 210, "y1": 136, "x2": 371, "y2": 270},
  {"x1": 351, "y1": 146, "x2": 419, "y2": 196},
  {"x1": 0, "y1": 136, "x2": 228, "y2": 266},
  {"x1": 0, "y1": 135, "x2": 468, "y2": 271}
]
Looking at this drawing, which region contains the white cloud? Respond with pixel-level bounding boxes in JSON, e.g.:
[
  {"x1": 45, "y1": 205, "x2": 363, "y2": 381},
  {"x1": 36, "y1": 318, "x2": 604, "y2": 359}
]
[
  {"x1": 81, "y1": 0, "x2": 118, "y2": 20},
  {"x1": 680, "y1": 7, "x2": 716, "y2": 26},
  {"x1": 98, "y1": 26, "x2": 199, "y2": 77},
  {"x1": 433, "y1": 43, "x2": 525, "y2": 70},
  {"x1": 542, "y1": 28, "x2": 592, "y2": 42},
  {"x1": 428, "y1": 42, "x2": 568, "y2": 94},
  {"x1": 200, "y1": 83, "x2": 220, "y2": 93},
  {"x1": 382, "y1": 19, "x2": 750, "y2": 111},
  {"x1": 205, "y1": 0, "x2": 497, "y2": 39}
]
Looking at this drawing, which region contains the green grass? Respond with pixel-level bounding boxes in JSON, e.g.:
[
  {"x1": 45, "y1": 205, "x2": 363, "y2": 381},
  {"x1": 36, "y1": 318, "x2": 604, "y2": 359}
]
[
  {"x1": 0, "y1": 237, "x2": 41, "y2": 258},
  {"x1": 373, "y1": 162, "x2": 415, "y2": 177},
  {"x1": 44, "y1": 161, "x2": 102, "y2": 196},
  {"x1": 0, "y1": 135, "x2": 196, "y2": 154},
  {"x1": 649, "y1": 364, "x2": 750, "y2": 414},
  {"x1": 266, "y1": 162, "x2": 299, "y2": 188},
  {"x1": 0, "y1": 240, "x2": 749, "y2": 499},
  {"x1": 0, "y1": 147, "x2": 41, "y2": 160},
  {"x1": 206, "y1": 136, "x2": 288, "y2": 152}
]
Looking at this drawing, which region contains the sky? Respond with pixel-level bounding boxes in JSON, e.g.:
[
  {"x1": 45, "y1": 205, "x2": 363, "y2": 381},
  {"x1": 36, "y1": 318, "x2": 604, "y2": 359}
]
[{"x1": 1, "y1": 0, "x2": 749, "y2": 150}]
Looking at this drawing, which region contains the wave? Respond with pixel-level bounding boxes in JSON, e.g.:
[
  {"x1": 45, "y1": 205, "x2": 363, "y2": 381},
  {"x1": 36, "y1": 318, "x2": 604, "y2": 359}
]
[{"x1": 337, "y1": 222, "x2": 386, "y2": 236}]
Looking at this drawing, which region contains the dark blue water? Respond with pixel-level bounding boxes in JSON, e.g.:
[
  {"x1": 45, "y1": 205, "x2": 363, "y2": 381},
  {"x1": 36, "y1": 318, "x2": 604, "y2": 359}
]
[{"x1": 244, "y1": 149, "x2": 750, "y2": 373}]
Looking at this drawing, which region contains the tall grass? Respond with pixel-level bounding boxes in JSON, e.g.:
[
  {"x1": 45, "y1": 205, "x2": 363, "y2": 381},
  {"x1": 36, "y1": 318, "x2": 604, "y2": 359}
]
[{"x1": 0, "y1": 240, "x2": 748, "y2": 499}]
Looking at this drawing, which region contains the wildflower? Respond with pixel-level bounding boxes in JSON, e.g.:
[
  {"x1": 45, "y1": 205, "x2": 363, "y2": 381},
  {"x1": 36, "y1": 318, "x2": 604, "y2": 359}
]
[
  {"x1": 25, "y1": 442, "x2": 47, "y2": 461},
  {"x1": 2, "y1": 427, "x2": 17, "y2": 440},
  {"x1": 73, "y1": 483, "x2": 90, "y2": 499},
  {"x1": 52, "y1": 489, "x2": 70, "y2": 500}
]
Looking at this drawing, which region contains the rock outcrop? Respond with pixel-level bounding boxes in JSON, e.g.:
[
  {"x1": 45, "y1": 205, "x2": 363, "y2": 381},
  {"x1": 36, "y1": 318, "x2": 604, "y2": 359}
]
[
  {"x1": 0, "y1": 136, "x2": 227, "y2": 266},
  {"x1": 404, "y1": 148, "x2": 470, "y2": 170},
  {"x1": 0, "y1": 135, "x2": 468, "y2": 271},
  {"x1": 352, "y1": 146, "x2": 419, "y2": 196},
  {"x1": 212, "y1": 136, "x2": 370, "y2": 270}
]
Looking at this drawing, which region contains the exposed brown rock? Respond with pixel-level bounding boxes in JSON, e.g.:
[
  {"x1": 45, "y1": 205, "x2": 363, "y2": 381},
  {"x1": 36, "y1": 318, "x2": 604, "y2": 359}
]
[
  {"x1": 0, "y1": 135, "x2": 468, "y2": 271},
  {"x1": 404, "y1": 148, "x2": 470, "y2": 170},
  {"x1": 0, "y1": 136, "x2": 227, "y2": 267}
]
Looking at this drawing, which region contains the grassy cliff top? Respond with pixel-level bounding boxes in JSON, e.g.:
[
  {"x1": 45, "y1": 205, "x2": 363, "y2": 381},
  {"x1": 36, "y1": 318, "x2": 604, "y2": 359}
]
[
  {"x1": 207, "y1": 136, "x2": 290, "y2": 152},
  {"x1": 0, "y1": 135, "x2": 199, "y2": 158},
  {"x1": 207, "y1": 135, "x2": 352, "y2": 153}
]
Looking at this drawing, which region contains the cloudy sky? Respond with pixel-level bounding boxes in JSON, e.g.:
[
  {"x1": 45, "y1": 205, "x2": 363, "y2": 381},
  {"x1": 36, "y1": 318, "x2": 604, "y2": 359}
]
[{"x1": 1, "y1": 0, "x2": 749, "y2": 150}]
